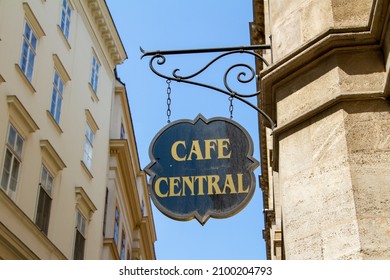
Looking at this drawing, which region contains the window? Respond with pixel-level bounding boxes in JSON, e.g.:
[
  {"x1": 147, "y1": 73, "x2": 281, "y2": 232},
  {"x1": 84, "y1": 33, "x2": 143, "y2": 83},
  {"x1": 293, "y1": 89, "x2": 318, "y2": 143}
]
[
  {"x1": 103, "y1": 188, "x2": 108, "y2": 237},
  {"x1": 120, "y1": 230, "x2": 126, "y2": 260},
  {"x1": 83, "y1": 123, "x2": 94, "y2": 170},
  {"x1": 35, "y1": 166, "x2": 53, "y2": 235},
  {"x1": 120, "y1": 123, "x2": 125, "y2": 139},
  {"x1": 50, "y1": 71, "x2": 64, "y2": 124},
  {"x1": 90, "y1": 55, "x2": 99, "y2": 93},
  {"x1": 60, "y1": 0, "x2": 71, "y2": 39},
  {"x1": 114, "y1": 207, "x2": 119, "y2": 245},
  {"x1": 19, "y1": 21, "x2": 37, "y2": 82},
  {"x1": 1, "y1": 125, "x2": 23, "y2": 198},
  {"x1": 74, "y1": 211, "x2": 87, "y2": 260}
]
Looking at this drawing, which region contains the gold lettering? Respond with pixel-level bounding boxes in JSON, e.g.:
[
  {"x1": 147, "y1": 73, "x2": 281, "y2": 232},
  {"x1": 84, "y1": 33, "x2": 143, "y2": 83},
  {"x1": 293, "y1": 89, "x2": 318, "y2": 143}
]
[
  {"x1": 154, "y1": 174, "x2": 249, "y2": 197},
  {"x1": 217, "y1": 139, "x2": 231, "y2": 159},
  {"x1": 204, "y1": 139, "x2": 217, "y2": 160},
  {"x1": 169, "y1": 177, "x2": 181, "y2": 197},
  {"x1": 155, "y1": 177, "x2": 168, "y2": 197},
  {"x1": 171, "y1": 141, "x2": 186, "y2": 161},
  {"x1": 195, "y1": 176, "x2": 207, "y2": 195},
  {"x1": 237, "y1": 173, "x2": 249, "y2": 193},
  {"x1": 187, "y1": 140, "x2": 204, "y2": 160},
  {"x1": 207, "y1": 175, "x2": 222, "y2": 195},
  {"x1": 222, "y1": 174, "x2": 237, "y2": 194},
  {"x1": 182, "y1": 176, "x2": 195, "y2": 196}
]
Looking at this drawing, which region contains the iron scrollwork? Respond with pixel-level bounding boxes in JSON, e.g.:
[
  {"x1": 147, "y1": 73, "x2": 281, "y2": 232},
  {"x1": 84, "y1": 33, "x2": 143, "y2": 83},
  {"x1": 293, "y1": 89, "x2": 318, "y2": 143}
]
[{"x1": 140, "y1": 45, "x2": 275, "y2": 129}]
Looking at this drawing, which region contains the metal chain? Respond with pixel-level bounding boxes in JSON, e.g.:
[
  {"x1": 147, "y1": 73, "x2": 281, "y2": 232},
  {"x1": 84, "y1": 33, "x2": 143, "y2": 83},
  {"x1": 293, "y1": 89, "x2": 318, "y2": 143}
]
[
  {"x1": 166, "y1": 79, "x2": 172, "y2": 123},
  {"x1": 229, "y1": 93, "x2": 234, "y2": 119}
]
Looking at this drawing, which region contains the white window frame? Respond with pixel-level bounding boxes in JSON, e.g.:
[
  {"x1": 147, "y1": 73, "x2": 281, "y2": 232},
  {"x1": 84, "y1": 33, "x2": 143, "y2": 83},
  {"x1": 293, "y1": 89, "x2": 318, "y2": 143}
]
[
  {"x1": 35, "y1": 165, "x2": 53, "y2": 234},
  {"x1": 1, "y1": 125, "x2": 24, "y2": 199},
  {"x1": 19, "y1": 20, "x2": 38, "y2": 82},
  {"x1": 60, "y1": 0, "x2": 71, "y2": 39},
  {"x1": 73, "y1": 210, "x2": 87, "y2": 260},
  {"x1": 83, "y1": 123, "x2": 94, "y2": 170},
  {"x1": 114, "y1": 207, "x2": 120, "y2": 245},
  {"x1": 120, "y1": 229, "x2": 126, "y2": 260},
  {"x1": 90, "y1": 55, "x2": 100, "y2": 93},
  {"x1": 50, "y1": 70, "x2": 64, "y2": 124},
  {"x1": 120, "y1": 123, "x2": 125, "y2": 139}
]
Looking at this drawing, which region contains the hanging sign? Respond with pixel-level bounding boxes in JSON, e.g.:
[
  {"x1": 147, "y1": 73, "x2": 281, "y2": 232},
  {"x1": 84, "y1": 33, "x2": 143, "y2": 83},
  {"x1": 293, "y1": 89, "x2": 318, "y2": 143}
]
[{"x1": 145, "y1": 114, "x2": 259, "y2": 225}]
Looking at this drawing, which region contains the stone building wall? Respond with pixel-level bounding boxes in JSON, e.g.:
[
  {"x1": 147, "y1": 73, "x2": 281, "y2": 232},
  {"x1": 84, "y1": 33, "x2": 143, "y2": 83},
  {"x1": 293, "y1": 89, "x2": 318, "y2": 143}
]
[{"x1": 252, "y1": 0, "x2": 390, "y2": 259}]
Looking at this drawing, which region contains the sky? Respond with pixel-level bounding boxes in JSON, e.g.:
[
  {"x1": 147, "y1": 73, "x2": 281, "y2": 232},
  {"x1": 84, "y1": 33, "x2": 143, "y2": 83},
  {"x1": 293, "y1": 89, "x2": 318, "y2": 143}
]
[{"x1": 106, "y1": 0, "x2": 267, "y2": 260}]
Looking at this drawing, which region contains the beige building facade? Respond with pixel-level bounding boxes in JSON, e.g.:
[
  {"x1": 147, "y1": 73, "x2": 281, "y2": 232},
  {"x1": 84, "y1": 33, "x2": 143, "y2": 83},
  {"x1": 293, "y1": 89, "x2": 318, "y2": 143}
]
[
  {"x1": 0, "y1": 0, "x2": 156, "y2": 259},
  {"x1": 252, "y1": 0, "x2": 390, "y2": 259}
]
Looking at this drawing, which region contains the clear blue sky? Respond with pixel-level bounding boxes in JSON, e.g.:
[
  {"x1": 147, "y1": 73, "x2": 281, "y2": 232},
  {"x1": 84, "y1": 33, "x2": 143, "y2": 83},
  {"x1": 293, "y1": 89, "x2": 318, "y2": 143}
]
[{"x1": 106, "y1": 0, "x2": 267, "y2": 260}]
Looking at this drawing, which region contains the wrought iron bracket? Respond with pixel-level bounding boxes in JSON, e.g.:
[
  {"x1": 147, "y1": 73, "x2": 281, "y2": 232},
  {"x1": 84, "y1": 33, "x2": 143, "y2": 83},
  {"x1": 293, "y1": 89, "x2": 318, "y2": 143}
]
[{"x1": 140, "y1": 45, "x2": 276, "y2": 129}]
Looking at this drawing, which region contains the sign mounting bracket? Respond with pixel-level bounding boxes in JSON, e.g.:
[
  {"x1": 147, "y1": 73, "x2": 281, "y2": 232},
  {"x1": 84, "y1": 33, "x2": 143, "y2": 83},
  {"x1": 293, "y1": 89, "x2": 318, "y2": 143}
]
[{"x1": 140, "y1": 45, "x2": 276, "y2": 129}]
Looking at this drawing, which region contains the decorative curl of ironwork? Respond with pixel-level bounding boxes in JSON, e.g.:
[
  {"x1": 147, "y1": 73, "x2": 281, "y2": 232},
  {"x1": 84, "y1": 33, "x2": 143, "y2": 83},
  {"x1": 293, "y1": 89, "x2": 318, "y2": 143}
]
[{"x1": 140, "y1": 45, "x2": 275, "y2": 128}]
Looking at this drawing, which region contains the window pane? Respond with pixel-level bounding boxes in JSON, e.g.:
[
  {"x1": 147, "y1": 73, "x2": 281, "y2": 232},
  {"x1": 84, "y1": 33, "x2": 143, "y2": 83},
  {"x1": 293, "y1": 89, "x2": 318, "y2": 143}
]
[
  {"x1": 50, "y1": 88, "x2": 57, "y2": 117},
  {"x1": 20, "y1": 41, "x2": 28, "y2": 72},
  {"x1": 73, "y1": 231, "x2": 85, "y2": 260},
  {"x1": 60, "y1": 11, "x2": 65, "y2": 30},
  {"x1": 58, "y1": 79, "x2": 64, "y2": 94},
  {"x1": 61, "y1": 0, "x2": 71, "y2": 39},
  {"x1": 47, "y1": 175, "x2": 53, "y2": 194},
  {"x1": 55, "y1": 97, "x2": 62, "y2": 123},
  {"x1": 15, "y1": 135, "x2": 23, "y2": 157},
  {"x1": 54, "y1": 71, "x2": 59, "y2": 86},
  {"x1": 8, "y1": 126, "x2": 16, "y2": 147},
  {"x1": 9, "y1": 158, "x2": 20, "y2": 191},
  {"x1": 41, "y1": 167, "x2": 53, "y2": 195},
  {"x1": 114, "y1": 208, "x2": 119, "y2": 244},
  {"x1": 35, "y1": 187, "x2": 52, "y2": 235},
  {"x1": 1, "y1": 150, "x2": 12, "y2": 189},
  {"x1": 76, "y1": 211, "x2": 86, "y2": 236},
  {"x1": 83, "y1": 140, "x2": 92, "y2": 169},
  {"x1": 31, "y1": 33, "x2": 37, "y2": 50},
  {"x1": 120, "y1": 231, "x2": 126, "y2": 259},
  {"x1": 41, "y1": 166, "x2": 47, "y2": 184},
  {"x1": 20, "y1": 22, "x2": 37, "y2": 81},
  {"x1": 24, "y1": 22, "x2": 31, "y2": 37},
  {"x1": 27, "y1": 52, "x2": 35, "y2": 81},
  {"x1": 65, "y1": 20, "x2": 70, "y2": 38}
]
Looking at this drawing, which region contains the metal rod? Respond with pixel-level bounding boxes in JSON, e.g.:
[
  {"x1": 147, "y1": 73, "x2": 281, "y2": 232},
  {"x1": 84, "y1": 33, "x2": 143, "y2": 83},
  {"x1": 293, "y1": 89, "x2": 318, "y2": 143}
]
[
  {"x1": 140, "y1": 44, "x2": 271, "y2": 58},
  {"x1": 140, "y1": 45, "x2": 276, "y2": 129}
]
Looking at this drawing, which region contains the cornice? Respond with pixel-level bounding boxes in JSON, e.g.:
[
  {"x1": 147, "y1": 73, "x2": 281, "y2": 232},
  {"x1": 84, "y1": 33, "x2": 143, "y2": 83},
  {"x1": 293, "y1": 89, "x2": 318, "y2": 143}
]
[{"x1": 76, "y1": 0, "x2": 127, "y2": 68}]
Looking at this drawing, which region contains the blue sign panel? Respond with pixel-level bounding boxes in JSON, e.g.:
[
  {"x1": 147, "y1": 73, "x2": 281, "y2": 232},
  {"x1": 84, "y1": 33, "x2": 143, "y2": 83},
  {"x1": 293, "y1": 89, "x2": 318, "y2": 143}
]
[{"x1": 145, "y1": 114, "x2": 259, "y2": 225}]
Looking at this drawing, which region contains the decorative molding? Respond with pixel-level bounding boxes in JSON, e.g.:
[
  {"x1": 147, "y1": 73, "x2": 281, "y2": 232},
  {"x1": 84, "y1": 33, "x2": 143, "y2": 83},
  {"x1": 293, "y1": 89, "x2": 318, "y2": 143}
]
[
  {"x1": 46, "y1": 110, "x2": 63, "y2": 134},
  {"x1": 88, "y1": 82, "x2": 99, "y2": 102},
  {"x1": 86, "y1": 0, "x2": 127, "y2": 65},
  {"x1": 0, "y1": 189, "x2": 66, "y2": 259},
  {"x1": 80, "y1": 160, "x2": 94, "y2": 179},
  {"x1": 22, "y1": 2, "x2": 45, "y2": 38},
  {"x1": 14, "y1": 64, "x2": 36, "y2": 93},
  {"x1": 75, "y1": 186, "x2": 97, "y2": 221},
  {"x1": 85, "y1": 109, "x2": 99, "y2": 132},
  {"x1": 103, "y1": 238, "x2": 120, "y2": 260},
  {"x1": 40, "y1": 140, "x2": 66, "y2": 176},
  {"x1": 7, "y1": 95, "x2": 39, "y2": 139},
  {"x1": 52, "y1": 54, "x2": 71, "y2": 82},
  {"x1": 56, "y1": 25, "x2": 71, "y2": 50}
]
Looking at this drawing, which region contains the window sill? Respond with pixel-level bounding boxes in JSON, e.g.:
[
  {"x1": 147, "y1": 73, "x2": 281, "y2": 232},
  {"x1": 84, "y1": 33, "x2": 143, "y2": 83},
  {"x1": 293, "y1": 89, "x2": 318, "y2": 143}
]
[
  {"x1": 15, "y1": 64, "x2": 36, "y2": 93},
  {"x1": 88, "y1": 82, "x2": 99, "y2": 103},
  {"x1": 57, "y1": 25, "x2": 71, "y2": 50},
  {"x1": 80, "y1": 160, "x2": 93, "y2": 179},
  {"x1": 46, "y1": 110, "x2": 63, "y2": 134}
]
